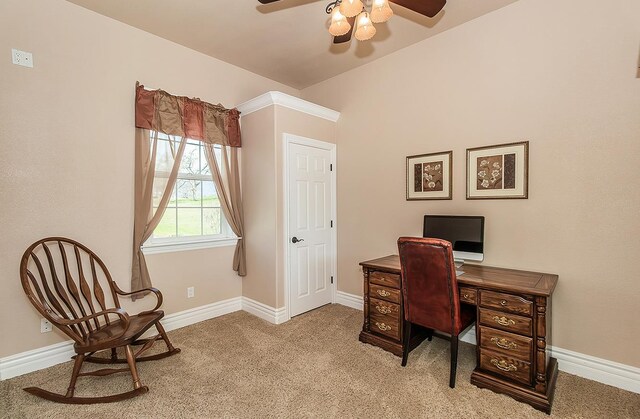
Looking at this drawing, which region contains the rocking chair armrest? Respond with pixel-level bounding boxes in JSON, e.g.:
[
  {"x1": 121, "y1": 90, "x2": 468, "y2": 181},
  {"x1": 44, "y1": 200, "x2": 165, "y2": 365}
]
[
  {"x1": 53, "y1": 308, "x2": 131, "y2": 332},
  {"x1": 113, "y1": 285, "x2": 163, "y2": 315}
]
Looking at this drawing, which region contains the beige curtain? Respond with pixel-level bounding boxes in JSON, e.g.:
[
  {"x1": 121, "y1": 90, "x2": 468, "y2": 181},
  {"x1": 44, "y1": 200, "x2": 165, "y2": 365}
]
[
  {"x1": 203, "y1": 145, "x2": 246, "y2": 276},
  {"x1": 132, "y1": 84, "x2": 245, "y2": 294},
  {"x1": 131, "y1": 129, "x2": 186, "y2": 296}
]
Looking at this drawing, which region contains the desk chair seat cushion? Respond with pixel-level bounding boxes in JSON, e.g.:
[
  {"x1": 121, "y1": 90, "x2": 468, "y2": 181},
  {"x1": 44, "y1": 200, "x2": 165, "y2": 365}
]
[{"x1": 399, "y1": 237, "x2": 472, "y2": 336}]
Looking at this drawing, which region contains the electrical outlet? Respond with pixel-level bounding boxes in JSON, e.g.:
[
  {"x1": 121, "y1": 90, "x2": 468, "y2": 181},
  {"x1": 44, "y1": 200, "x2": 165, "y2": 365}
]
[
  {"x1": 187, "y1": 286, "x2": 195, "y2": 298},
  {"x1": 40, "y1": 318, "x2": 52, "y2": 333},
  {"x1": 11, "y1": 48, "x2": 33, "y2": 68}
]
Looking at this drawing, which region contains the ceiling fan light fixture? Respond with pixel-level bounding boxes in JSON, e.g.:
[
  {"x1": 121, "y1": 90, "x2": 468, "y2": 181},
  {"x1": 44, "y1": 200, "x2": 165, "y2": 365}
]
[
  {"x1": 328, "y1": 7, "x2": 351, "y2": 36},
  {"x1": 370, "y1": 0, "x2": 393, "y2": 23},
  {"x1": 354, "y1": 11, "x2": 376, "y2": 41},
  {"x1": 339, "y1": 0, "x2": 364, "y2": 18}
]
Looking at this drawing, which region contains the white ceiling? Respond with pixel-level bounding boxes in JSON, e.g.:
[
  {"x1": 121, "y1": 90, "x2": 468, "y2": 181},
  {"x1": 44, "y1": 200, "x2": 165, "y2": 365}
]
[{"x1": 66, "y1": 0, "x2": 518, "y2": 89}]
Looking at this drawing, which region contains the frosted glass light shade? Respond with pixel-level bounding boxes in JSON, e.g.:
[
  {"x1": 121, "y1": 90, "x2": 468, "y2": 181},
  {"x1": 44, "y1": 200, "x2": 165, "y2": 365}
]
[
  {"x1": 328, "y1": 8, "x2": 351, "y2": 36},
  {"x1": 339, "y1": 0, "x2": 364, "y2": 18},
  {"x1": 354, "y1": 12, "x2": 376, "y2": 41},
  {"x1": 370, "y1": 0, "x2": 393, "y2": 23}
]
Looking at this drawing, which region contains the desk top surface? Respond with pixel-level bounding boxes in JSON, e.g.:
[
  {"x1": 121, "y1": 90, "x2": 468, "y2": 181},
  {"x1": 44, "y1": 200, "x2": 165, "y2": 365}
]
[{"x1": 360, "y1": 255, "x2": 558, "y2": 297}]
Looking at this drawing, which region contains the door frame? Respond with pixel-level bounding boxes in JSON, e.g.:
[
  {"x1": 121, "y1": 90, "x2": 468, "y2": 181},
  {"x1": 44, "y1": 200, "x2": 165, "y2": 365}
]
[{"x1": 282, "y1": 133, "x2": 337, "y2": 322}]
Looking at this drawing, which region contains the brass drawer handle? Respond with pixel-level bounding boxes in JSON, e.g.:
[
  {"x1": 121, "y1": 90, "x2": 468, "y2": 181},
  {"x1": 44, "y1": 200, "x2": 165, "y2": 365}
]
[
  {"x1": 375, "y1": 322, "x2": 392, "y2": 331},
  {"x1": 375, "y1": 304, "x2": 392, "y2": 315},
  {"x1": 493, "y1": 315, "x2": 516, "y2": 326},
  {"x1": 463, "y1": 293, "x2": 470, "y2": 299},
  {"x1": 500, "y1": 300, "x2": 508, "y2": 306},
  {"x1": 377, "y1": 289, "x2": 391, "y2": 297},
  {"x1": 491, "y1": 358, "x2": 518, "y2": 372},
  {"x1": 491, "y1": 337, "x2": 518, "y2": 350}
]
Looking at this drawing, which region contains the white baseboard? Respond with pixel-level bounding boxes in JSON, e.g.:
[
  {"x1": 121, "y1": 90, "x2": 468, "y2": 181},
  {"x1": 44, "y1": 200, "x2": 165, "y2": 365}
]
[
  {"x1": 459, "y1": 325, "x2": 477, "y2": 345},
  {"x1": 242, "y1": 297, "x2": 287, "y2": 325},
  {"x1": 335, "y1": 290, "x2": 364, "y2": 311},
  {"x1": 0, "y1": 297, "x2": 243, "y2": 381},
  {"x1": 333, "y1": 291, "x2": 639, "y2": 394},
  {"x1": 4, "y1": 294, "x2": 639, "y2": 394},
  {"x1": 549, "y1": 346, "x2": 640, "y2": 393},
  {"x1": 0, "y1": 340, "x2": 76, "y2": 381},
  {"x1": 161, "y1": 297, "x2": 242, "y2": 332}
]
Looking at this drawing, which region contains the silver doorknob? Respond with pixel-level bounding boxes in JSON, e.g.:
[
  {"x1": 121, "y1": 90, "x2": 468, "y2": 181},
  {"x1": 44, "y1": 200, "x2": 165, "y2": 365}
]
[{"x1": 291, "y1": 237, "x2": 304, "y2": 243}]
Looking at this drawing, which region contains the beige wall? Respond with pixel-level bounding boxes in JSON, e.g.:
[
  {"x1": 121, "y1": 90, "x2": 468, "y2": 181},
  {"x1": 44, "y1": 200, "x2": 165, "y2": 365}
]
[
  {"x1": 0, "y1": 0, "x2": 297, "y2": 357},
  {"x1": 302, "y1": 0, "x2": 640, "y2": 367},
  {"x1": 242, "y1": 104, "x2": 337, "y2": 308},
  {"x1": 242, "y1": 107, "x2": 278, "y2": 307}
]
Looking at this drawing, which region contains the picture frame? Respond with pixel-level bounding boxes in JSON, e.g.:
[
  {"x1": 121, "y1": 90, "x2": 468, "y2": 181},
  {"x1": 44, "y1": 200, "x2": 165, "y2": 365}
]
[
  {"x1": 406, "y1": 151, "x2": 452, "y2": 200},
  {"x1": 466, "y1": 141, "x2": 529, "y2": 199}
]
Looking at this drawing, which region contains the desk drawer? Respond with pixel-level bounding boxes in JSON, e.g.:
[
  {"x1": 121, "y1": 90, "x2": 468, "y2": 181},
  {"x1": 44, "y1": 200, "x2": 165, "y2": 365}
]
[
  {"x1": 370, "y1": 283, "x2": 401, "y2": 304},
  {"x1": 369, "y1": 271, "x2": 400, "y2": 289},
  {"x1": 370, "y1": 312, "x2": 400, "y2": 340},
  {"x1": 370, "y1": 297, "x2": 400, "y2": 318},
  {"x1": 479, "y1": 326, "x2": 532, "y2": 360},
  {"x1": 480, "y1": 290, "x2": 533, "y2": 316},
  {"x1": 479, "y1": 308, "x2": 532, "y2": 337},
  {"x1": 459, "y1": 287, "x2": 477, "y2": 305},
  {"x1": 480, "y1": 348, "x2": 532, "y2": 386}
]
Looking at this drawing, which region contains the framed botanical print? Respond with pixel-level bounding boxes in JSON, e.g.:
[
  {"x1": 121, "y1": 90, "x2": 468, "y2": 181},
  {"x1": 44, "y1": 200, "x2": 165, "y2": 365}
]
[
  {"x1": 466, "y1": 141, "x2": 529, "y2": 199},
  {"x1": 406, "y1": 151, "x2": 452, "y2": 200}
]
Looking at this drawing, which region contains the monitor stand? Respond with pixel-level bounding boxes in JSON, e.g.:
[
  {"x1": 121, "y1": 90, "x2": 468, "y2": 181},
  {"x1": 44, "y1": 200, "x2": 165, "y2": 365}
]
[{"x1": 454, "y1": 259, "x2": 465, "y2": 276}]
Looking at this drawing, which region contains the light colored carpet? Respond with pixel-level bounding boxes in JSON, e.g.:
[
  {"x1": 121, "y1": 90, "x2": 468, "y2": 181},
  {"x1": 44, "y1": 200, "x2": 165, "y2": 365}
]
[{"x1": 1, "y1": 304, "x2": 638, "y2": 418}]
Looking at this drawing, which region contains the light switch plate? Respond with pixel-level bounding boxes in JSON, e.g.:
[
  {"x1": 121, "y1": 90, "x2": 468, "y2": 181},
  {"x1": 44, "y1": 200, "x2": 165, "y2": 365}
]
[{"x1": 12, "y1": 48, "x2": 33, "y2": 68}]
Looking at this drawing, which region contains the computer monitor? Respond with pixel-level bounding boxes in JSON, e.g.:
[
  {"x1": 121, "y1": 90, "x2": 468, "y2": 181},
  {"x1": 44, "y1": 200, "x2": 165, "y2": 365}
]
[{"x1": 423, "y1": 215, "x2": 485, "y2": 263}]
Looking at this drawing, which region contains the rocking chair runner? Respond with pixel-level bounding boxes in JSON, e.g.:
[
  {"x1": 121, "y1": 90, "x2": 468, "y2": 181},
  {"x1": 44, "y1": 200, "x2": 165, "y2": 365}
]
[{"x1": 20, "y1": 237, "x2": 181, "y2": 404}]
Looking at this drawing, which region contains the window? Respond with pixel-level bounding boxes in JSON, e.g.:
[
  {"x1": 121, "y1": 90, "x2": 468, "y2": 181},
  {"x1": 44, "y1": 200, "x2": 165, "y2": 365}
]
[{"x1": 143, "y1": 132, "x2": 235, "y2": 252}]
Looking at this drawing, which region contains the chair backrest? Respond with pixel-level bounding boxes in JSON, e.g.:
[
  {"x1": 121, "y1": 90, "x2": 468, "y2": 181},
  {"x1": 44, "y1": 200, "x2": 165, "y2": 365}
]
[
  {"x1": 20, "y1": 237, "x2": 121, "y2": 344},
  {"x1": 397, "y1": 237, "x2": 464, "y2": 335}
]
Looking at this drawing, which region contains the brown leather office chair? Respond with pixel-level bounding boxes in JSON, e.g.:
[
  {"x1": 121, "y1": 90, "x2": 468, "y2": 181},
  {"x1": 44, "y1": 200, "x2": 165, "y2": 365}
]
[
  {"x1": 20, "y1": 237, "x2": 180, "y2": 403},
  {"x1": 398, "y1": 237, "x2": 475, "y2": 388}
]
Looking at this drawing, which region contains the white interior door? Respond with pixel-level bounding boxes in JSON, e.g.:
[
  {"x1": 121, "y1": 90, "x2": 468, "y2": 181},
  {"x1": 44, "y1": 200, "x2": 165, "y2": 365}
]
[{"x1": 288, "y1": 140, "x2": 333, "y2": 317}]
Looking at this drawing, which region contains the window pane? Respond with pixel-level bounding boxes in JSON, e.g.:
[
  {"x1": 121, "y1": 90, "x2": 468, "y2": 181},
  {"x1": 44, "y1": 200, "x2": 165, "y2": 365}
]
[
  {"x1": 180, "y1": 143, "x2": 201, "y2": 175},
  {"x1": 154, "y1": 208, "x2": 176, "y2": 238},
  {"x1": 203, "y1": 208, "x2": 221, "y2": 235},
  {"x1": 177, "y1": 208, "x2": 202, "y2": 237},
  {"x1": 202, "y1": 181, "x2": 219, "y2": 208},
  {"x1": 177, "y1": 179, "x2": 201, "y2": 207}
]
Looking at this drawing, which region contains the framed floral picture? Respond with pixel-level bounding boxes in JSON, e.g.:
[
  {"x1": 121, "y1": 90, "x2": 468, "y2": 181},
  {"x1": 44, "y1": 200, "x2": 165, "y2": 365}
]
[
  {"x1": 466, "y1": 141, "x2": 529, "y2": 199},
  {"x1": 406, "y1": 151, "x2": 452, "y2": 200}
]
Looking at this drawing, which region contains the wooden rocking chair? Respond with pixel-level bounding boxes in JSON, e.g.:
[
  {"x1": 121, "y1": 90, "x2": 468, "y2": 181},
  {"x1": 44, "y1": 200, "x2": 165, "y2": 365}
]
[{"x1": 20, "y1": 237, "x2": 181, "y2": 404}]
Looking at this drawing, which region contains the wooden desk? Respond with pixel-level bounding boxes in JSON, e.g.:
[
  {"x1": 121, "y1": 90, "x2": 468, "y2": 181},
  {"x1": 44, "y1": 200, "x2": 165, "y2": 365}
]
[{"x1": 359, "y1": 255, "x2": 559, "y2": 414}]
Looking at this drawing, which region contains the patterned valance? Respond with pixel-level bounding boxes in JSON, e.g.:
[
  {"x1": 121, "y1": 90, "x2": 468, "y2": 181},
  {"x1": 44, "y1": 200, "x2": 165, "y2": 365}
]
[{"x1": 135, "y1": 84, "x2": 241, "y2": 147}]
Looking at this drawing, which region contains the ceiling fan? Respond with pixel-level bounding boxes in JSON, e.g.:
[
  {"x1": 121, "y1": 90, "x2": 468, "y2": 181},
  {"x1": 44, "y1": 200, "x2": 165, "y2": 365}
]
[{"x1": 258, "y1": 0, "x2": 446, "y2": 44}]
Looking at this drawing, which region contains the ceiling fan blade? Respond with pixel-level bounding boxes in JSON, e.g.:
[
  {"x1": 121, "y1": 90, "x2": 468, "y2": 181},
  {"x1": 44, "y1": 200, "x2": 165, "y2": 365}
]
[
  {"x1": 333, "y1": 16, "x2": 355, "y2": 44},
  {"x1": 258, "y1": 0, "x2": 281, "y2": 4},
  {"x1": 390, "y1": 0, "x2": 446, "y2": 18}
]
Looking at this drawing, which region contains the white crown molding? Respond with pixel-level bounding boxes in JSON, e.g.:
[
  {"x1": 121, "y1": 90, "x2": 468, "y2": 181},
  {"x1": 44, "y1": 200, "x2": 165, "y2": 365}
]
[
  {"x1": 3, "y1": 294, "x2": 639, "y2": 394},
  {"x1": 242, "y1": 297, "x2": 287, "y2": 325},
  {"x1": 332, "y1": 291, "x2": 639, "y2": 394},
  {"x1": 236, "y1": 91, "x2": 340, "y2": 122}
]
